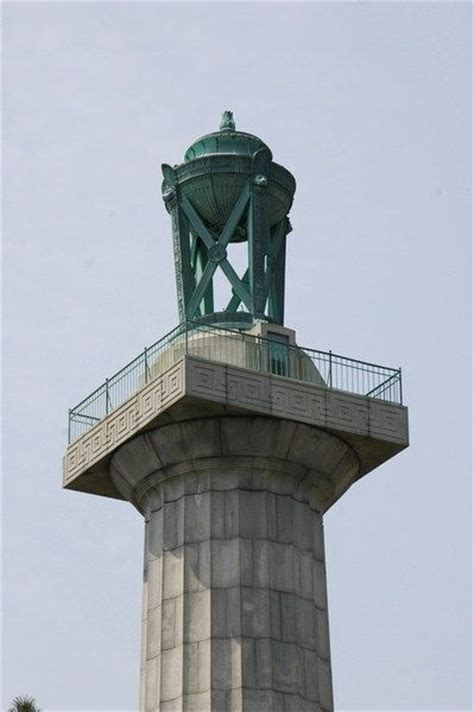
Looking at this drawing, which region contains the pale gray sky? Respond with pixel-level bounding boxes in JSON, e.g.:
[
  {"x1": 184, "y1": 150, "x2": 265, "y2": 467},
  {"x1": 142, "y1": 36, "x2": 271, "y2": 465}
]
[{"x1": 3, "y1": 2, "x2": 472, "y2": 710}]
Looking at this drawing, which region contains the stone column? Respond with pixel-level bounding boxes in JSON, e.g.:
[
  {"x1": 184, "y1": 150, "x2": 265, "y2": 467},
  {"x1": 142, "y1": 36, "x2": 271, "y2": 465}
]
[{"x1": 110, "y1": 416, "x2": 359, "y2": 712}]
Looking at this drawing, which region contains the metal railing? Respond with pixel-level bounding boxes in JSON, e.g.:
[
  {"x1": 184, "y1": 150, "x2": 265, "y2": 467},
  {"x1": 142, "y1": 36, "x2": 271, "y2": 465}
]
[{"x1": 68, "y1": 322, "x2": 402, "y2": 443}]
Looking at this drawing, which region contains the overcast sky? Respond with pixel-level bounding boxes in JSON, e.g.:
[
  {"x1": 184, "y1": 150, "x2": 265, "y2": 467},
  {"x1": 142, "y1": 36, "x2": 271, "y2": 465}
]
[{"x1": 3, "y1": 2, "x2": 472, "y2": 710}]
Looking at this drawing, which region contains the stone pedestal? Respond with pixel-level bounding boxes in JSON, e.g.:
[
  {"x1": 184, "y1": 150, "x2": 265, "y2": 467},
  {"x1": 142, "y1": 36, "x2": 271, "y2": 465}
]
[{"x1": 110, "y1": 415, "x2": 360, "y2": 712}]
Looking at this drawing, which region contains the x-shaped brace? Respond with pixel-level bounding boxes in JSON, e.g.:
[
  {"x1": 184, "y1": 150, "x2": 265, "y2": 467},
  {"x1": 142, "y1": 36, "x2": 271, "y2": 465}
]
[
  {"x1": 226, "y1": 217, "x2": 288, "y2": 313},
  {"x1": 181, "y1": 184, "x2": 253, "y2": 318}
]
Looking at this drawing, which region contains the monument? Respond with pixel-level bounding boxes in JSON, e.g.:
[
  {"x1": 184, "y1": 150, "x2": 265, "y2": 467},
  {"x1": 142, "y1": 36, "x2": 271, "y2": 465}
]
[{"x1": 64, "y1": 112, "x2": 409, "y2": 711}]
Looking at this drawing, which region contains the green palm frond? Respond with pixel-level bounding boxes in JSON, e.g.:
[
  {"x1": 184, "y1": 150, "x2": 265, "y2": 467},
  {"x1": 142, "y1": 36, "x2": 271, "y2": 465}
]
[{"x1": 8, "y1": 696, "x2": 41, "y2": 712}]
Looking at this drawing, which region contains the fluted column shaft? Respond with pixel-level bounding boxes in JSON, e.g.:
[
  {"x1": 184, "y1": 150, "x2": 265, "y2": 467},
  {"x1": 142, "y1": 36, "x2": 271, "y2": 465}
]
[{"x1": 110, "y1": 416, "x2": 359, "y2": 711}]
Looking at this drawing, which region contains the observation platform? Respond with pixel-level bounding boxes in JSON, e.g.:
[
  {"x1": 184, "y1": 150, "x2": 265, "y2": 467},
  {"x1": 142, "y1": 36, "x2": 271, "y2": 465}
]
[{"x1": 63, "y1": 323, "x2": 408, "y2": 511}]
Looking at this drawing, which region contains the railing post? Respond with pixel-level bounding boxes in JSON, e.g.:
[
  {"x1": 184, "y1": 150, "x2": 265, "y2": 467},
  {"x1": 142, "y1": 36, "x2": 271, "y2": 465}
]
[
  {"x1": 105, "y1": 378, "x2": 110, "y2": 415},
  {"x1": 398, "y1": 367, "x2": 403, "y2": 405},
  {"x1": 260, "y1": 337, "x2": 265, "y2": 373},
  {"x1": 328, "y1": 350, "x2": 333, "y2": 388},
  {"x1": 144, "y1": 347, "x2": 149, "y2": 384},
  {"x1": 68, "y1": 409, "x2": 71, "y2": 443},
  {"x1": 185, "y1": 319, "x2": 189, "y2": 355}
]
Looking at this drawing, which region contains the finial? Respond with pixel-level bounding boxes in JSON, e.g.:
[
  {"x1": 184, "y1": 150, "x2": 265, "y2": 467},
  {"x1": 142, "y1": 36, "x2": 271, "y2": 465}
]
[{"x1": 220, "y1": 110, "x2": 235, "y2": 131}]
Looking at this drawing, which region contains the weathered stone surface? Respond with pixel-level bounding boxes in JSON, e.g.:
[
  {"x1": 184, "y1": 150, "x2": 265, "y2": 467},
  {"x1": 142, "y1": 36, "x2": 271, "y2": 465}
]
[
  {"x1": 162, "y1": 549, "x2": 184, "y2": 601},
  {"x1": 161, "y1": 646, "x2": 183, "y2": 701},
  {"x1": 313, "y1": 560, "x2": 328, "y2": 610},
  {"x1": 211, "y1": 539, "x2": 241, "y2": 589},
  {"x1": 184, "y1": 590, "x2": 209, "y2": 643},
  {"x1": 304, "y1": 649, "x2": 320, "y2": 701},
  {"x1": 241, "y1": 588, "x2": 271, "y2": 638},
  {"x1": 318, "y1": 659, "x2": 333, "y2": 710},
  {"x1": 183, "y1": 690, "x2": 210, "y2": 712},
  {"x1": 272, "y1": 640, "x2": 304, "y2": 692}
]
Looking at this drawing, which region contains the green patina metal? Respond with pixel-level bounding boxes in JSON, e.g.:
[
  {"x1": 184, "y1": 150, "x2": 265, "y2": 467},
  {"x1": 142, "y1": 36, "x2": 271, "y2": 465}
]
[
  {"x1": 161, "y1": 111, "x2": 296, "y2": 329},
  {"x1": 219, "y1": 110, "x2": 236, "y2": 131}
]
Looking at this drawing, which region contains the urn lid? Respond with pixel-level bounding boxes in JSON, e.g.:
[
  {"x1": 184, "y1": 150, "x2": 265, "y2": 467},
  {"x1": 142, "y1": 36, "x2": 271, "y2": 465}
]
[{"x1": 184, "y1": 111, "x2": 271, "y2": 162}]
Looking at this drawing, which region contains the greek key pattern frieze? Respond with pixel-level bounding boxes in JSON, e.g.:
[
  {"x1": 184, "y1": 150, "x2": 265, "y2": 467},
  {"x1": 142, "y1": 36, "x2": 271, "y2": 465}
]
[
  {"x1": 185, "y1": 358, "x2": 407, "y2": 443},
  {"x1": 64, "y1": 361, "x2": 185, "y2": 484}
]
